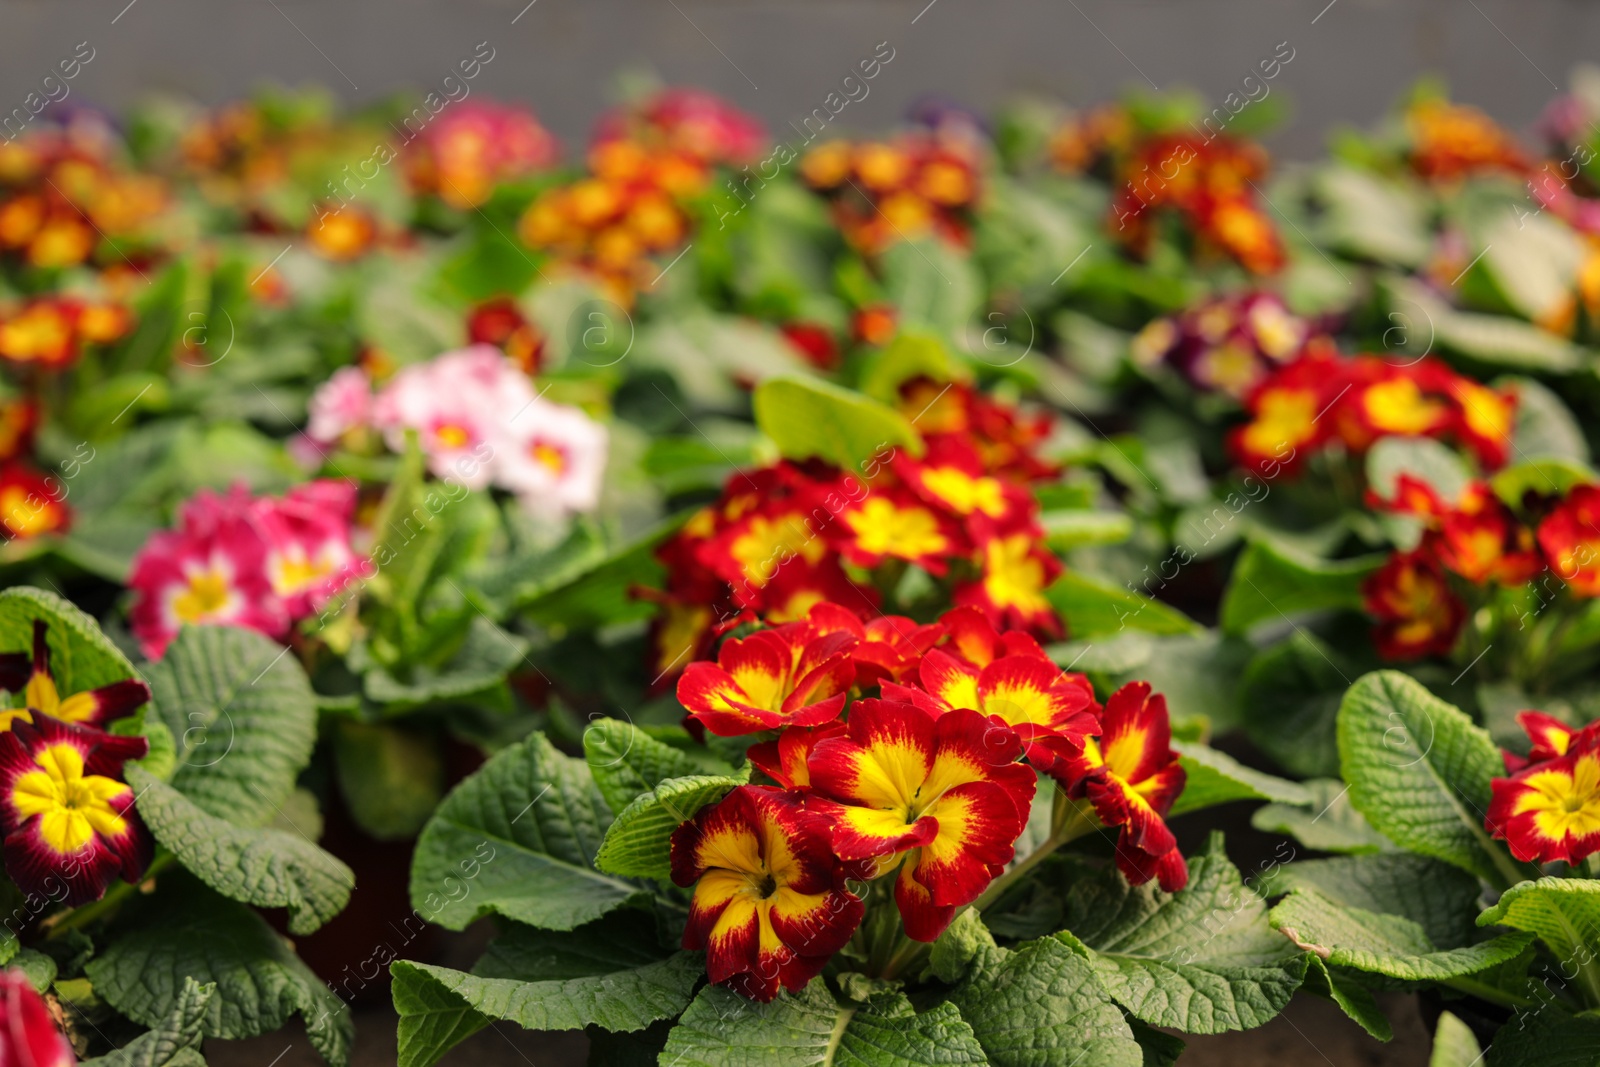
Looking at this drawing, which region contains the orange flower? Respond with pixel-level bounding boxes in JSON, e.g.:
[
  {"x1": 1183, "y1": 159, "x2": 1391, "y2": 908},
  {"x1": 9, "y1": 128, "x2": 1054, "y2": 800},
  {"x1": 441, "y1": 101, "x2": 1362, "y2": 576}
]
[{"x1": 1362, "y1": 549, "x2": 1465, "y2": 660}]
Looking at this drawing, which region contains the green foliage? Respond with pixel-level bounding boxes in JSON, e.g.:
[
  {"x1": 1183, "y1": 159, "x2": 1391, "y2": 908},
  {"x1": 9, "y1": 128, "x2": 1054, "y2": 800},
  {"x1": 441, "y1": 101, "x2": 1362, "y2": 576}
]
[
  {"x1": 80, "y1": 977, "x2": 215, "y2": 1067},
  {"x1": 753, "y1": 374, "x2": 922, "y2": 471},
  {"x1": 1219, "y1": 537, "x2": 1382, "y2": 636}
]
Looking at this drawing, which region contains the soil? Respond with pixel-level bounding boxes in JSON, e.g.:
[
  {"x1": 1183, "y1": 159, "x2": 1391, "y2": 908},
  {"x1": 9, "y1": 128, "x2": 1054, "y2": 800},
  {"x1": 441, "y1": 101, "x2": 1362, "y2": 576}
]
[{"x1": 203, "y1": 992, "x2": 1435, "y2": 1066}]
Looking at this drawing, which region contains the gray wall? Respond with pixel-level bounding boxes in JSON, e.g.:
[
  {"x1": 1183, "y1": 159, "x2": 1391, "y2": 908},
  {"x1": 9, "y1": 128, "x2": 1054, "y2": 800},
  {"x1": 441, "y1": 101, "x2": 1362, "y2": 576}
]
[{"x1": 0, "y1": 0, "x2": 1593, "y2": 159}]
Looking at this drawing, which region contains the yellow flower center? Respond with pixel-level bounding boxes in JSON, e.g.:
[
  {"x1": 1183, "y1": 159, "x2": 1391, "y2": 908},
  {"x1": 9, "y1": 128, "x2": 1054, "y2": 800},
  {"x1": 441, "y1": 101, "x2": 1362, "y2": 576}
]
[
  {"x1": 271, "y1": 550, "x2": 335, "y2": 596},
  {"x1": 1241, "y1": 388, "x2": 1318, "y2": 456},
  {"x1": 11, "y1": 743, "x2": 129, "y2": 855},
  {"x1": 1363, "y1": 378, "x2": 1444, "y2": 435},
  {"x1": 0, "y1": 486, "x2": 54, "y2": 538},
  {"x1": 1515, "y1": 755, "x2": 1600, "y2": 843},
  {"x1": 433, "y1": 423, "x2": 472, "y2": 450},
  {"x1": 174, "y1": 569, "x2": 232, "y2": 623},
  {"x1": 845, "y1": 497, "x2": 948, "y2": 560},
  {"x1": 532, "y1": 441, "x2": 567, "y2": 475},
  {"x1": 919, "y1": 467, "x2": 1006, "y2": 518},
  {"x1": 729, "y1": 514, "x2": 825, "y2": 588},
  {"x1": 982, "y1": 534, "x2": 1051, "y2": 614}
]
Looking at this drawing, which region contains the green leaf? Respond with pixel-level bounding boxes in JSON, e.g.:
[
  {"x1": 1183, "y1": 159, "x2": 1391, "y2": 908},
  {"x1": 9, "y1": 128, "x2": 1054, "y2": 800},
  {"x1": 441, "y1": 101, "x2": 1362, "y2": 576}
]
[
  {"x1": 11, "y1": 949, "x2": 53, "y2": 992},
  {"x1": 857, "y1": 332, "x2": 964, "y2": 404},
  {"x1": 1484, "y1": 1008, "x2": 1600, "y2": 1066},
  {"x1": 1219, "y1": 538, "x2": 1382, "y2": 636},
  {"x1": 950, "y1": 936, "x2": 1145, "y2": 1067},
  {"x1": 0, "y1": 587, "x2": 142, "y2": 704},
  {"x1": 409, "y1": 732, "x2": 647, "y2": 932},
  {"x1": 1041, "y1": 509, "x2": 1133, "y2": 550},
  {"x1": 85, "y1": 875, "x2": 352, "y2": 1066},
  {"x1": 1302, "y1": 954, "x2": 1391, "y2": 1042},
  {"x1": 333, "y1": 721, "x2": 445, "y2": 841},
  {"x1": 1251, "y1": 779, "x2": 1397, "y2": 855},
  {"x1": 1238, "y1": 631, "x2": 1356, "y2": 779},
  {"x1": 1491, "y1": 458, "x2": 1599, "y2": 507},
  {"x1": 142, "y1": 625, "x2": 317, "y2": 826},
  {"x1": 1477, "y1": 879, "x2": 1600, "y2": 984},
  {"x1": 925, "y1": 908, "x2": 1003, "y2": 985},
  {"x1": 880, "y1": 237, "x2": 984, "y2": 344},
  {"x1": 1255, "y1": 853, "x2": 1484, "y2": 951},
  {"x1": 80, "y1": 976, "x2": 215, "y2": 1067},
  {"x1": 1429, "y1": 1011, "x2": 1482, "y2": 1067},
  {"x1": 1269, "y1": 887, "x2": 1533, "y2": 979},
  {"x1": 1043, "y1": 571, "x2": 1201, "y2": 640},
  {"x1": 127, "y1": 767, "x2": 353, "y2": 936},
  {"x1": 1167, "y1": 741, "x2": 1313, "y2": 817},
  {"x1": 1056, "y1": 833, "x2": 1305, "y2": 1034},
  {"x1": 1365, "y1": 437, "x2": 1472, "y2": 509},
  {"x1": 583, "y1": 718, "x2": 721, "y2": 815},
  {"x1": 391, "y1": 914, "x2": 701, "y2": 1067},
  {"x1": 753, "y1": 375, "x2": 922, "y2": 472},
  {"x1": 361, "y1": 615, "x2": 529, "y2": 711},
  {"x1": 1509, "y1": 377, "x2": 1590, "y2": 463},
  {"x1": 659, "y1": 981, "x2": 988, "y2": 1067},
  {"x1": 595, "y1": 769, "x2": 750, "y2": 880},
  {"x1": 1337, "y1": 670, "x2": 1529, "y2": 888}
]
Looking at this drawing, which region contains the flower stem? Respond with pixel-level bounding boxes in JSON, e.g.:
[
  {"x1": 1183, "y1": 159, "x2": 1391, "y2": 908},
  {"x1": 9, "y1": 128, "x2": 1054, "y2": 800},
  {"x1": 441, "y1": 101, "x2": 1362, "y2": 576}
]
[
  {"x1": 41, "y1": 852, "x2": 173, "y2": 939},
  {"x1": 973, "y1": 794, "x2": 1099, "y2": 914}
]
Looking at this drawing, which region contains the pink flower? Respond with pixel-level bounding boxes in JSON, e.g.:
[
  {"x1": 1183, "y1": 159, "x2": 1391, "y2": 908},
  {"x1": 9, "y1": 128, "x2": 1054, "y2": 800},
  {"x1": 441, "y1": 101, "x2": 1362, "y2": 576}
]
[
  {"x1": 306, "y1": 366, "x2": 373, "y2": 445},
  {"x1": 0, "y1": 969, "x2": 73, "y2": 1067},
  {"x1": 128, "y1": 486, "x2": 288, "y2": 658},
  {"x1": 371, "y1": 345, "x2": 534, "y2": 490},
  {"x1": 406, "y1": 100, "x2": 559, "y2": 209},
  {"x1": 494, "y1": 398, "x2": 609, "y2": 518},
  {"x1": 251, "y1": 480, "x2": 364, "y2": 617}
]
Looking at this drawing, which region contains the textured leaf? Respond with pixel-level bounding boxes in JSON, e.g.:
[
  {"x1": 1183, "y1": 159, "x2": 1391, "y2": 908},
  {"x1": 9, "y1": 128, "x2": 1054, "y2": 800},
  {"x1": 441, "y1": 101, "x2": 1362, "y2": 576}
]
[
  {"x1": 409, "y1": 732, "x2": 647, "y2": 931},
  {"x1": 1478, "y1": 879, "x2": 1600, "y2": 974},
  {"x1": 1219, "y1": 537, "x2": 1381, "y2": 636},
  {"x1": 142, "y1": 625, "x2": 317, "y2": 825},
  {"x1": 583, "y1": 718, "x2": 717, "y2": 815},
  {"x1": 1430, "y1": 1011, "x2": 1482, "y2": 1067},
  {"x1": 1483, "y1": 1009, "x2": 1600, "y2": 1066},
  {"x1": 391, "y1": 913, "x2": 701, "y2": 1067},
  {"x1": 753, "y1": 375, "x2": 922, "y2": 471},
  {"x1": 1302, "y1": 953, "x2": 1392, "y2": 1041},
  {"x1": 1056, "y1": 833, "x2": 1305, "y2": 1033},
  {"x1": 1337, "y1": 671, "x2": 1529, "y2": 888},
  {"x1": 128, "y1": 767, "x2": 353, "y2": 935},
  {"x1": 1043, "y1": 571, "x2": 1201, "y2": 639},
  {"x1": 1254, "y1": 853, "x2": 1484, "y2": 951},
  {"x1": 596, "y1": 770, "x2": 749, "y2": 880},
  {"x1": 80, "y1": 976, "x2": 215, "y2": 1067},
  {"x1": 660, "y1": 982, "x2": 987, "y2": 1067},
  {"x1": 950, "y1": 936, "x2": 1144, "y2": 1067},
  {"x1": 362, "y1": 615, "x2": 528, "y2": 710},
  {"x1": 85, "y1": 875, "x2": 352, "y2": 1065},
  {"x1": 1269, "y1": 888, "x2": 1533, "y2": 979},
  {"x1": 0, "y1": 587, "x2": 143, "y2": 702},
  {"x1": 1239, "y1": 632, "x2": 1356, "y2": 778},
  {"x1": 1250, "y1": 779, "x2": 1396, "y2": 855},
  {"x1": 1168, "y1": 741, "x2": 1312, "y2": 817}
]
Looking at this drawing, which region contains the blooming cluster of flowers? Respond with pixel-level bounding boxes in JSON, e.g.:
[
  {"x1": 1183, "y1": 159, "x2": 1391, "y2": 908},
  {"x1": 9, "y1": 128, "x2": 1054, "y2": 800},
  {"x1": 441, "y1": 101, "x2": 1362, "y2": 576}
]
[
  {"x1": 299, "y1": 345, "x2": 607, "y2": 519},
  {"x1": 670, "y1": 601, "x2": 1186, "y2": 1001},
  {"x1": 0, "y1": 130, "x2": 165, "y2": 270},
  {"x1": 0, "y1": 295, "x2": 133, "y2": 370},
  {"x1": 519, "y1": 90, "x2": 764, "y2": 301},
  {"x1": 176, "y1": 98, "x2": 326, "y2": 209},
  {"x1": 0, "y1": 621, "x2": 153, "y2": 906},
  {"x1": 1360, "y1": 477, "x2": 1600, "y2": 660},
  {"x1": 404, "y1": 99, "x2": 558, "y2": 210},
  {"x1": 1048, "y1": 103, "x2": 1136, "y2": 177},
  {"x1": 1404, "y1": 97, "x2": 1529, "y2": 184},
  {"x1": 465, "y1": 297, "x2": 546, "y2": 375},
  {"x1": 1106, "y1": 132, "x2": 1285, "y2": 275},
  {"x1": 645, "y1": 379, "x2": 1061, "y2": 681},
  {"x1": 127, "y1": 479, "x2": 364, "y2": 658},
  {"x1": 1228, "y1": 350, "x2": 1517, "y2": 475},
  {"x1": 799, "y1": 133, "x2": 983, "y2": 254},
  {"x1": 1130, "y1": 291, "x2": 1329, "y2": 399},
  {"x1": 1488, "y1": 710, "x2": 1600, "y2": 866}
]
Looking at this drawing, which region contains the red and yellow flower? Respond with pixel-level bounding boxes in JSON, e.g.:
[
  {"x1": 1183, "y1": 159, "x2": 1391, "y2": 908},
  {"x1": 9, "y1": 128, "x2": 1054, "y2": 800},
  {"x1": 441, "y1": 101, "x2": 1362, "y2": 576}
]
[
  {"x1": 1488, "y1": 744, "x2": 1600, "y2": 865},
  {"x1": 466, "y1": 298, "x2": 546, "y2": 375},
  {"x1": 1361, "y1": 549, "x2": 1466, "y2": 661},
  {"x1": 677, "y1": 622, "x2": 857, "y2": 736},
  {"x1": 1406, "y1": 97, "x2": 1528, "y2": 183},
  {"x1": 0, "y1": 713, "x2": 152, "y2": 906},
  {"x1": 801, "y1": 134, "x2": 982, "y2": 254},
  {"x1": 0, "y1": 465, "x2": 69, "y2": 540},
  {"x1": 0, "y1": 968, "x2": 74, "y2": 1067},
  {"x1": 670, "y1": 785, "x2": 862, "y2": 1002},
  {"x1": 806, "y1": 700, "x2": 1036, "y2": 941},
  {"x1": 1056, "y1": 682, "x2": 1188, "y2": 892},
  {"x1": 1538, "y1": 484, "x2": 1600, "y2": 597},
  {"x1": 0, "y1": 620, "x2": 150, "y2": 733}
]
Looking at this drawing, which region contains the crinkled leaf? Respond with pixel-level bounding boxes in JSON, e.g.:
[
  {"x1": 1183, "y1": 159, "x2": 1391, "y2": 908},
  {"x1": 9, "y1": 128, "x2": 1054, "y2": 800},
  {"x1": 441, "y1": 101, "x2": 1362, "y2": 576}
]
[
  {"x1": 409, "y1": 732, "x2": 647, "y2": 931},
  {"x1": 595, "y1": 770, "x2": 750, "y2": 880},
  {"x1": 1056, "y1": 833, "x2": 1305, "y2": 1033},
  {"x1": 1269, "y1": 888, "x2": 1533, "y2": 979},
  {"x1": 128, "y1": 767, "x2": 353, "y2": 935},
  {"x1": 1239, "y1": 632, "x2": 1357, "y2": 779},
  {"x1": 584, "y1": 718, "x2": 723, "y2": 815},
  {"x1": 85, "y1": 875, "x2": 351, "y2": 1065},
  {"x1": 142, "y1": 625, "x2": 317, "y2": 825},
  {"x1": 0, "y1": 587, "x2": 142, "y2": 702},
  {"x1": 1302, "y1": 954, "x2": 1391, "y2": 1042},
  {"x1": 391, "y1": 912, "x2": 700, "y2": 1067},
  {"x1": 660, "y1": 982, "x2": 987, "y2": 1067},
  {"x1": 1477, "y1": 878, "x2": 1600, "y2": 968},
  {"x1": 1484, "y1": 1007, "x2": 1600, "y2": 1066},
  {"x1": 950, "y1": 935, "x2": 1144, "y2": 1067},
  {"x1": 1337, "y1": 670, "x2": 1529, "y2": 888},
  {"x1": 1254, "y1": 852, "x2": 1484, "y2": 950},
  {"x1": 80, "y1": 976, "x2": 215, "y2": 1067},
  {"x1": 1250, "y1": 779, "x2": 1396, "y2": 855},
  {"x1": 1168, "y1": 741, "x2": 1312, "y2": 817}
]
